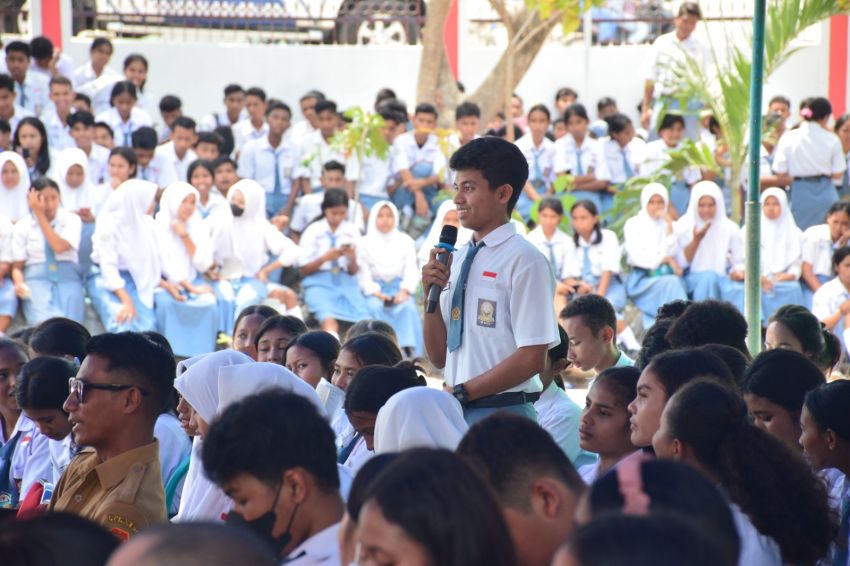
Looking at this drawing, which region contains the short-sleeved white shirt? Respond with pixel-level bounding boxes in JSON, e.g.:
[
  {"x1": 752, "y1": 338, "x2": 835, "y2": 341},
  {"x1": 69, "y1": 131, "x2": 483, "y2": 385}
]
[
  {"x1": 515, "y1": 134, "x2": 557, "y2": 186},
  {"x1": 562, "y1": 229, "x2": 622, "y2": 279},
  {"x1": 391, "y1": 131, "x2": 448, "y2": 177},
  {"x1": 772, "y1": 121, "x2": 847, "y2": 178},
  {"x1": 602, "y1": 137, "x2": 646, "y2": 184},
  {"x1": 95, "y1": 106, "x2": 153, "y2": 147},
  {"x1": 295, "y1": 130, "x2": 348, "y2": 189},
  {"x1": 525, "y1": 226, "x2": 574, "y2": 280},
  {"x1": 156, "y1": 141, "x2": 198, "y2": 184},
  {"x1": 812, "y1": 277, "x2": 850, "y2": 321},
  {"x1": 439, "y1": 222, "x2": 560, "y2": 393},
  {"x1": 237, "y1": 136, "x2": 298, "y2": 195},
  {"x1": 297, "y1": 218, "x2": 361, "y2": 272},
  {"x1": 345, "y1": 153, "x2": 393, "y2": 198},
  {"x1": 41, "y1": 108, "x2": 76, "y2": 151},
  {"x1": 553, "y1": 135, "x2": 610, "y2": 181},
  {"x1": 136, "y1": 151, "x2": 178, "y2": 188},
  {"x1": 644, "y1": 31, "x2": 710, "y2": 98},
  {"x1": 232, "y1": 119, "x2": 269, "y2": 153},
  {"x1": 12, "y1": 210, "x2": 82, "y2": 264},
  {"x1": 801, "y1": 224, "x2": 838, "y2": 278}
]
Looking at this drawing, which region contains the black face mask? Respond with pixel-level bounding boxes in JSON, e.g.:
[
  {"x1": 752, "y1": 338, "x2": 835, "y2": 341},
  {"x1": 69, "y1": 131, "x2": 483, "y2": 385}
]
[
  {"x1": 230, "y1": 204, "x2": 245, "y2": 217},
  {"x1": 225, "y1": 484, "x2": 299, "y2": 557}
]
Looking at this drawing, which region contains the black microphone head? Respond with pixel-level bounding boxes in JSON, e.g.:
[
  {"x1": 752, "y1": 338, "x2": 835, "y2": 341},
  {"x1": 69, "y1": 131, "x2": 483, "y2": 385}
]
[{"x1": 438, "y1": 224, "x2": 458, "y2": 247}]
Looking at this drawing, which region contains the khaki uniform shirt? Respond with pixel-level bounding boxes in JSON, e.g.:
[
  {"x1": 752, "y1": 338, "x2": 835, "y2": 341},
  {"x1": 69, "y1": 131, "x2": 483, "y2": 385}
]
[{"x1": 48, "y1": 440, "x2": 167, "y2": 539}]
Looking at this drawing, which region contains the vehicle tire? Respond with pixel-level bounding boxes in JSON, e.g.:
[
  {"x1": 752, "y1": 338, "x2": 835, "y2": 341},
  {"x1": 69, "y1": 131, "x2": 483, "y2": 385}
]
[{"x1": 335, "y1": 0, "x2": 424, "y2": 46}]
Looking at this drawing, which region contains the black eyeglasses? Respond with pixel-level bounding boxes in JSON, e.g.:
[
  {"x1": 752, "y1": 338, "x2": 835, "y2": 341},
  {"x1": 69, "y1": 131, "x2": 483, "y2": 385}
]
[{"x1": 68, "y1": 377, "x2": 149, "y2": 404}]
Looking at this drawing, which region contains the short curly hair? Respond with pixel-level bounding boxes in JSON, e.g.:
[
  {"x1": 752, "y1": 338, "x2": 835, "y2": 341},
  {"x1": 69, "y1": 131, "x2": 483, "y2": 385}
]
[{"x1": 665, "y1": 300, "x2": 749, "y2": 358}]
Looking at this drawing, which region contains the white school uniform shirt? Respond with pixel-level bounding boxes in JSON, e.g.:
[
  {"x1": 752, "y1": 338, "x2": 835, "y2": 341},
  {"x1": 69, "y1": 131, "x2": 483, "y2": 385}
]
[
  {"x1": 40, "y1": 108, "x2": 76, "y2": 151},
  {"x1": 200, "y1": 108, "x2": 248, "y2": 132},
  {"x1": 5, "y1": 105, "x2": 34, "y2": 137},
  {"x1": 9, "y1": 416, "x2": 51, "y2": 504},
  {"x1": 284, "y1": 522, "x2": 341, "y2": 566},
  {"x1": 237, "y1": 135, "x2": 298, "y2": 196},
  {"x1": 155, "y1": 183, "x2": 214, "y2": 283},
  {"x1": 553, "y1": 134, "x2": 611, "y2": 181},
  {"x1": 14, "y1": 72, "x2": 49, "y2": 116},
  {"x1": 29, "y1": 53, "x2": 75, "y2": 82},
  {"x1": 534, "y1": 381, "x2": 582, "y2": 462},
  {"x1": 772, "y1": 121, "x2": 847, "y2": 178},
  {"x1": 603, "y1": 137, "x2": 646, "y2": 184},
  {"x1": 287, "y1": 119, "x2": 316, "y2": 148},
  {"x1": 73, "y1": 65, "x2": 123, "y2": 116},
  {"x1": 439, "y1": 222, "x2": 560, "y2": 393},
  {"x1": 95, "y1": 106, "x2": 153, "y2": 147},
  {"x1": 231, "y1": 118, "x2": 268, "y2": 153},
  {"x1": 155, "y1": 141, "x2": 198, "y2": 183},
  {"x1": 729, "y1": 502, "x2": 783, "y2": 566},
  {"x1": 136, "y1": 151, "x2": 179, "y2": 188},
  {"x1": 48, "y1": 435, "x2": 75, "y2": 483},
  {"x1": 296, "y1": 130, "x2": 349, "y2": 189},
  {"x1": 624, "y1": 183, "x2": 680, "y2": 270},
  {"x1": 0, "y1": 214, "x2": 13, "y2": 262},
  {"x1": 391, "y1": 131, "x2": 448, "y2": 178},
  {"x1": 812, "y1": 277, "x2": 850, "y2": 323},
  {"x1": 675, "y1": 181, "x2": 743, "y2": 274},
  {"x1": 297, "y1": 218, "x2": 361, "y2": 272},
  {"x1": 515, "y1": 134, "x2": 556, "y2": 186},
  {"x1": 802, "y1": 224, "x2": 839, "y2": 278},
  {"x1": 71, "y1": 60, "x2": 120, "y2": 90},
  {"x1": 562, "y1": 229, "x2": 622, "y2": 279},
  {"x1": 357, "y1": 201, "x2": 418, "y2": 295},
  {"x1": 643, "y1": 31, "x2": 710, "y2": 98},
  {"x1": 11, "y1": 209, "x2": 82, "y2": 264},
  {"x1": 642, "y1": 139, "x2": 702, "y2": 184},
  {"x1": 81, "y1": 143, "x2": 110, "y2": 186},
  {"x1": 345, "y1": 152, "x2": 393, "y2": 199},
  {"x1": 526, "y1": 226, "x2": 574, "y2": 279},
  {"x1": 289, "y1": 192, "x2": 366, "y2": 234}
]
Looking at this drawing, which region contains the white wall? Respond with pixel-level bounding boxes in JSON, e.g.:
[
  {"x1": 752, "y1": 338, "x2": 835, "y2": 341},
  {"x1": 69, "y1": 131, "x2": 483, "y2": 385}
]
[{"x1": 62, "y1": 19, "x2": 833, "y2": 126}]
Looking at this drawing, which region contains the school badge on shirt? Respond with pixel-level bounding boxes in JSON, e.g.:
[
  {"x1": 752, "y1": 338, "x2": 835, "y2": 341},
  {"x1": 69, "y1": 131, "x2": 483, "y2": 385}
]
[
  {"x1": 477, "y1": 299, "x2": 496, "y2": 328},
  {"x1": 452, "y1": 306, "x2": 461, "y2": 320}
]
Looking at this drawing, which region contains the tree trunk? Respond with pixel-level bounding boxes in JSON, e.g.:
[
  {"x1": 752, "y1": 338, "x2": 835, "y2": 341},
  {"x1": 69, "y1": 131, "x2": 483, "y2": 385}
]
[{"x1": 416, "y1": 0, "x2": 461, "y2": 128}]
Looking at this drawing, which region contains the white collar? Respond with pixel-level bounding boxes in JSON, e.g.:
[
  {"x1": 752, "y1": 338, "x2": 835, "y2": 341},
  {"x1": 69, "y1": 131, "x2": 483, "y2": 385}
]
[{"x1": 287, "y1": 522, "x2": 341, "y2": 563}]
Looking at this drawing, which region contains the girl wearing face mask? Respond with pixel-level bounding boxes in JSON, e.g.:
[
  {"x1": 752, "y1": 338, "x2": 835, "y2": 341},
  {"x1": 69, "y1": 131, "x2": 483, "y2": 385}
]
[
  {"x1": 0, "y1": 150, "x2": 31, "y2": 222},
  {"x1": 153, "y1": 182, "x2": 219, "y2": 358},
  {"x1": 624, "y1": 183, "x2": 687, "y2": 329},
  {"x1": 210, "y1": 179, "x2": 300, "y2": 337},
  {"x1": 10, "y1": 178, "x2": 84, "y2": 325},
  {"x1": 254, "y1": 315, "x2": 307, "y2": 366}
]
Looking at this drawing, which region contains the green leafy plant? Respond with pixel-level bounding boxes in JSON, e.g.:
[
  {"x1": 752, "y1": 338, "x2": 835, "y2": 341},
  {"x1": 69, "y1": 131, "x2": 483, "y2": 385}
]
[{"x1": 330, "y1": 107, "x2": 390, "y2": 200}]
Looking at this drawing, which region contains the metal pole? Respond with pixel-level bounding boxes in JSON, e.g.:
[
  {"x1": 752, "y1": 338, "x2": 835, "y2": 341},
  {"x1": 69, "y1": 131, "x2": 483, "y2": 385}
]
[{"x1": 745, "y1": 0, "x2": 767, "y2": 356}]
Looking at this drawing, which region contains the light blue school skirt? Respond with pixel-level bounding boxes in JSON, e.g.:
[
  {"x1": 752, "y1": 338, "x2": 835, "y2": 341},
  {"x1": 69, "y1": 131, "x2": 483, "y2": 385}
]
[
  {"x1": 580, "y1": 273, "x2": 627, "y2": 314},
  {"x1": 87, "y1": 268, "x2": 156, "y2": 333},
  {"x1": 790, "y1": 176, "x2": 838, "y2": 231},
  {"x1": 22, "y1": 262, "x2": 85, "y2": 325},
  {"x1": 0, "y1": 277, "x2": 17, "y2": 317},
  {"x1": 364, "y1": 278, "x2": 424, "y2": 355},
  {"x1": 802, "y1": 274, "x2": 831, "y2": 310},
  {"x1": 669, "y1": 180, "x2": 690, "y2": 217},
  {"x1": 265, "y1": 190, "x2": 290, "y2": 220},
  {"x1": 303, "y1": 270, "x2": 369, "y2": 323},
  {"x1": 155, "y1": 278, "x2": 219, "y2": 358},
  {"x1": 213, "y1": 276, "x2": 268, "y2": 334},
  {"x1": 625, "y1": 269, "x2": 688, "y2": 329},
  {"x1": 720, "y1": 279, "x2": 804, "y2": 323},
  {"x1": 684, "y1": 270, "x2": 724, "y2": 301},
  {"x1": 359, "y1": 194, "x2": 386, "y2": 214},
  {"x1": 76, "y1": 221, "x2": 95, "y2": 282}
]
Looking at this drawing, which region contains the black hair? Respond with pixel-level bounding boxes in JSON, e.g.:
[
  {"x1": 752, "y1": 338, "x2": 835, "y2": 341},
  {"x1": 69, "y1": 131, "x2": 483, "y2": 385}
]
[
  {"x1": 14, "y1": 117, "x2": 51, "y2": 175},
  {"x1": 314, "y1": 99, "x2": 337, "y2": 115},
  {"x1": 346, "y1": 453, "x2": 397, "y2": 521},
  {"x1": 196, "y1": 131, "x2": 224, "y2": 151},
  {"x1": 560, "y1": 294, "x2": 616, "y2": 336},
  {"x1": 31, "y1": 177, "x2": 59, "y2": 195},
  {"x1": 832, "y1": 245, "x2": 850, "y2": 269},
  {"x1": 563, "y1": 103, "x2": 589, "y2": 123},
  {"x1": 697, "y1": 343, "x2": 749, "y2": 389},
  {"x1": 203, "y1": 390, "x2": 339, "y2": 490},
  {"x1": 232, "y1": 304, "x2": 278, "y2": 337},
  {"x1": 74, "y1": 93, "x2": 92, "y2": 107},
  {"x1": 657, "y1": 300, "x2": 692, "y2": 320},
  {"x1": 286, "y1": 331, "x2": 340, "y2": 378},
  {"x1": 0, "y1": 512, "x2": 119, "y2": 566},
  {"x1": 108, "y1": 146, "x2": 137, "y2": 176},
  {"x1": 29, "y1": 317, "x2": 90, "y2": 361},
  {"x1": 636, "y1": 318, "x2": 674, "y2": 370},
  {"x1": 48, "y1": 76, "x2": 72, "y2": 89},
  {"x1": 158, "y1": 95, "x2": 181, "y2": 113},
  {"x1": 835, "y1": 113, "x2": 850, "y2": 133},
  {"x1": 378, "y1": 109, "x2": 404, "y2": 125},
  {"x1": 596, "y1": 96, "x2": 617, "y2": 111},
  {"x1": 768, "y1": 304, "x2": 827, "y2": 358},
  {"x1": 814, "y1": 331, "x2": 842, "y2": 376},
  {"x1": 380, "y1": 99, "x2": 408, "y2": 120},
  {"x1": 213, "y1": 155, "x2": 237, "y2": 172},
  {"x1": 457, "y1": 414, "x2": 584, "y2": 511},
  {"x1": 449, "y1": 136, "x2": 528, "y2": 215},
  {"x1": 0, "y1": 74, "x2": 14, "y2": 94},
  {"x1": 0, "y1": 337, "x2": 28, "y2": 364},
  {"x1": 665, "y1": 300, "x2": 749, "y2": 357},
  {"x1": 555, "y1": 87, "x2": 578, "y2": 101},
  {"x1": 605, "y1": 113, "x2": 632, "y2": 135},
  {"x1": 109, "y1": 80, "x2": 138, "y2": 104},
  {"x1": 30, "y1": 37, "x2": 54, "y2": 61},
  {"x1": 187, "y1": 159, "x2": 215, "y2": 184},
  {"x1": 90, "y1": 37, "x2": 113, "y2": 53},
  {"x1": 15, "y1": 357, "x2": 76, "y2": 411},
  {"x1": 537, "y1": 195, "x2": 564, "y2": 216},
  {"x1": 300, "y1": 89, "x2": 326, "y2": 103},
  {"x1": 594, "y1": 365, "x2": 640, "y2": 407},
  {"x1": 4, "y1": 41, "x2": 30, "y2": 58},
  {"x1": 743, "y1": 349, "x2": 825, "y2": 415},
  {"x1": 805, "y1": 97, "x2": 832, "y2": 122},
  {"x1": 318, "y1": 187, "x2": 348, "y2": 218},
  {"x1": 664, "y1": 379, "x2": 836, "y2": 565},
  {"x1": 85, "y1": 332, "x2": 176, "y2": 417},
  {"x1": 171, "y1": 116, "x2": 196, "y2": 132},
  {"x1": 658, "y1": 113, "x2": 686, "y2": 132},
  {"x1": 362, "y1": 449, "x2": 518, "y2": 566},
  {"x1": 570, "y1": 200, "x2": 603, "y2": 246},
  {"x1": 245, "y1": 87, "x2": 266, "y2": 102},
  {"x1": 0, "y1": 119, "x2": 9, "y2": 135},
  {"x1": 677, "y1": 1, "x2": 703, "y2": 18},
  {"x1": 375, "y1": 88, "x2": 397, "y2": 108},
  {"x1": 265, "y1": 100, "x2": 292, "y2": 117},
  {"x1": 223, "y1": 83, "x2": 245, "y2": 97},
  {"x1": 131, "y1": 126, "x2": 158, "y2": 150},
  {"x1": 123, "y1": 53, "x2": 148, "y2": 72},
  {"x1": 647, "y1": 348, "x2": 736, "y2": 398},
  {"x1": 341, "y1": 331, "x2": 403, "y2": 368},
  {"x1": 93, "y1": 121, "x2": 113, "y2": 139},
  {"x1": 322, "y1": 159, "x2": 345, "y2": 175},
  {"x1": 527, "y1": 103, "x2": 550, "y2": 121},
  {"x1": 213, "y1": 126, "x2": 235, "y2": 156},
  {"x1": 345, "y1": 319, "x2": 398, "y2": 343},
  {"x1": 769, "y1": 94, "x2": 791, "y2": 109},
  {"x1": 344, "y1": 362, "x2": 425, "y2": 415},
  {"x1": 492, "y1": 124, "x2": 524, "y2": 140},
  {"x1": 805, "y1": 380, "x2": 850, "y2": 440},
  {"x1": 414, "y1": 102, "x2": 438, "y2": 118},
  {"x1": 455, "y1": 101, "x2": 480, "y2": 120},
  {"x1": 252, "y1": 315, "x2": 308, "y2": 350},
  {"x1": 8, "y1": 328, "x2": 33, "y2": 347}
]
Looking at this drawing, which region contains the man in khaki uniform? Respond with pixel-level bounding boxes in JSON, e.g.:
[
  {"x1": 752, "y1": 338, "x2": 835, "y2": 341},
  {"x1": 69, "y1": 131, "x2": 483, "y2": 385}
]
[{"x1": 49, "y1": 332, "x2": 175, "y2": 539}]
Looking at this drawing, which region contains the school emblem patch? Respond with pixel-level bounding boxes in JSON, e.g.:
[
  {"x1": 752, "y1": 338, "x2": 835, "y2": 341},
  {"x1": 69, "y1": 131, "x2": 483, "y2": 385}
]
[
  {"x1": 477, "y1": 299, "x2": 496, "y2": 328},
  {"x1": 452, "y1": 306, "x2": 461, "y2": 321}
]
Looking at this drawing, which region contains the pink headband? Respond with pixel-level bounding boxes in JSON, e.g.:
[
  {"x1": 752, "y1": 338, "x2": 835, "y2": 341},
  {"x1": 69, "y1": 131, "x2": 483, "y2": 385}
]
[
  {"x1": 801, "y1": 107, "x2": 814, "y2": 119},
  {"x1": 616, "y1": 453, "x2": 650, "y2": 516}
]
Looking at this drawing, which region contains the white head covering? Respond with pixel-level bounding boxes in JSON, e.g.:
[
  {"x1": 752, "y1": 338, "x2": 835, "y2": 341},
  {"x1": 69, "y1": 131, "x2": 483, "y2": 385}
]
[
  {"x1": 155, "y1": 182, "x2": 212, "y2": 283},
  {"x1": 56, "y1": 147, "x2": 95, "y2": 212},
  {"x1": 362, "y1": 200, "x2": 418, "y2": 287},
  {"x1": 417, "y1": 200, "x2": 472, "y2": 268},
  {"x1": 221, "y1": 179, "x2": 270, "y2": 275},
  {"x1": 0, "y1": 151, "x2": 30, "y2": 222},
  {"x1": 365, "y1": 200, "x2": 400, "y2": 241},
  {"x1": 373, "y1": 388, "x2": 469, "y2": 454},
  {"x1": 216, "y1": 362, "x2": 326, "y2": 418},
  {"x1": 674, "y1": 180, "x2": 738, "y2": 274},
  {"x1": 758, "y1": 188, "x2": 802, "y2": 276}
]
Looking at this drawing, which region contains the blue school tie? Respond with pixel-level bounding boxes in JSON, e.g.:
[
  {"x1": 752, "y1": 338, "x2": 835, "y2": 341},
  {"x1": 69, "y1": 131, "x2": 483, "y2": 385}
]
[
  {"x1": 0, "y1": 430, "x2": 22, "y2": 509},
  {"x1": 447, "y1": 242, "x2": 484, "y2": 352},
  {"x1": 45, "y1": 226, "x2": 60, "y2": 283},
  {"x1": 337, "y1": 433, "x2": 361, "y2": 464},
  {"x1": 533, "y1": 148, "x2": 543, "y2": 185},
  {"x1": 272, "y1": 149, "x2": 283, "y2": 196},
  {"x1": 581, "y1": 246, "x2": 592, "y2": 281},
  {"x1": 545, "y1": 242, "x2": 557, "y2": 274},
  {"x1": 575, "y1": 147, "x2": 584, "y2": 175},
  {"x1": 834, "y1": 493, "x2": 850, "y2": 566},
  {"x1": 18, "y1": 83, "x2": 26, "y2": 109},
  {"x1": 621, "y1": 148, "x2": 635, "y2": 178},
  {"x1": 328, "y1": 232, "x2": 340, "y2": 274}
]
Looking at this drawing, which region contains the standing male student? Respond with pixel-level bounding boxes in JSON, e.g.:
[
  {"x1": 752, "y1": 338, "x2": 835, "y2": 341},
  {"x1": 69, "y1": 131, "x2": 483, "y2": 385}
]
[
  {"x1": 5, "y1": 41, "x2": 49, "y2": 117},
  {"x1": 422, "y1": 137, "x2": 559, "y2": 424}
]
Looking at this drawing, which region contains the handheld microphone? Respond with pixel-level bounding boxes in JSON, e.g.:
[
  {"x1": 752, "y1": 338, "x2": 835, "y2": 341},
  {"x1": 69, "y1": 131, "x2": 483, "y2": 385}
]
[{"x1": 426, "y1": 225, "x2": 458, "y2": 314}]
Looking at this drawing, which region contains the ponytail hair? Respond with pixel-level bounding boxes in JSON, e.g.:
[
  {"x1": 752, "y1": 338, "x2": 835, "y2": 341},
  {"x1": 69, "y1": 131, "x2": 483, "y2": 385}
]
[
  {"x1": 571, "y1": 200, "x2": 602, "y2": 246},
  {"x1": 768, "y1": 305, "x2": 825, "y2": 359},
  {"x1": 664, "y1": 380, "x2": 836, "y2": 565},
  {"x1": 801, "y1": 97, "x2": 831, "y2": 122},
  {"x1": 804, "y1": 380, "x2": 850, "y2": 441},
  {"x1": 813, "y1": 330, "x2": 841, "y2": 376}
]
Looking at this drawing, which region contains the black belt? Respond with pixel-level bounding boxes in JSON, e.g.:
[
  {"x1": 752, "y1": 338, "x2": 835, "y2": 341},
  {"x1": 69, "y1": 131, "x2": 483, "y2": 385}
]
[
  {"x1": 794, "y1": 175, "x2": 829, "y2": 181},
  {"x1": 466, "y1": 391, "x2": 541, "y2": 409}
]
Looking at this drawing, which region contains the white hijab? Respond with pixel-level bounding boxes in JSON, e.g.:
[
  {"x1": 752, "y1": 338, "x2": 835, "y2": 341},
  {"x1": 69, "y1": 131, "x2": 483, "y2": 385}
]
[
  {"x1": 172, "y1": 350, "x2": 254, "y2": 523},
  {"x1": 216, "y1": 362, "x2": 326, "y2": 418},
  {"x1": 155, "y1": 182, "x2": 213, "y2": 283},
  {"x1": 757, "y1": 188, "x2": 802, "y2": 276},
  {"x1": 374, "y1": 388, "x2": 469, "y2": 454},
  {"x1": 363, "y1": 200, "x2": 416, "y2": 282},
  {"x1": 624, "y1": 183, "x2": 670, "y2": 261},
  {"x1": 417, "y1": 200, "x2": 472, "y2": 268},
  {"x1": 0, "y1": 151, "x2": 30, "y2": 222},
  {"x1": 220, "y1": 179, "x2": 270, "y2": 276},
  {"x1": 92, "y1": 179, "x2": 161, "y2": 308},
  {"x1": 56, "y1": 147, "x2": 96, "y2": 212},
  {"x1": 674, "y1": 180, "x2": 738, "y2": 274}
]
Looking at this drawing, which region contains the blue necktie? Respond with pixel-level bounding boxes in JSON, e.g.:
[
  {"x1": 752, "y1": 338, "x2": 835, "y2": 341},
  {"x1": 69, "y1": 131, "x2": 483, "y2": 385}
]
[
  {"x1": 581, "y1": 246, "x2": 592, "y2": 281},
  {"x1": 533, "y1": 148, "x2": 544, "y2": 188},
  {"x1": 45, "y1": 224, "x2": 59, "y2": 283},
  {"x1": 545, "y1": 242, "x2": 557, "y2": 274},
  {"x1": 123, "y1": 125, "x2": 132, "y2": 147},
  {"x1": 834, "y1": 493, "x2": 850, "y2": 566},
  {"x1": 447, "y1": 242, "x2": 484, "y2": 352},
  {"x1": 575, "y1": 147, "x2": 584, "y2": 175},
  {"x1": 621, "y1": 148, "x2": 635, "y2": 178},
  {"x1": 337, "y1": 433, "x2": 361, "y2": 464},
  {"x1": 328, "y1": 232, "x2": 340, "y2": 274},
  {"x1": 19, "y1": 83, "x2": 27, "y2": 109},
  {"x1": 273, "y1": 149, "x2": 283, "y2": 195}
]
